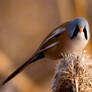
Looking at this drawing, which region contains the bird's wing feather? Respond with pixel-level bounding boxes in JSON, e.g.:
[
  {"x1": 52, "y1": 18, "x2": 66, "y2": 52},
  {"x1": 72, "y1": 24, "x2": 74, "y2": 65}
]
[{"x1": 39, "y1": 21, "x2": 70, "y2": 52}]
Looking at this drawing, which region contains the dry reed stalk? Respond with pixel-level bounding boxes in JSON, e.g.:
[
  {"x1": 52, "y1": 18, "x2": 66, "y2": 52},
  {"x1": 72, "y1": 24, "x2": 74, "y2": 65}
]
[{"x1": 52, "y1": 50, "x2": 92, "y2": 92}]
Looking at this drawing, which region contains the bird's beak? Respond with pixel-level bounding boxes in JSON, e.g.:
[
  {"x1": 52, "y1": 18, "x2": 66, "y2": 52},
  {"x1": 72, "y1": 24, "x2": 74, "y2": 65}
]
[{"x1": 80, "y1": 28, "x2": 83, "y2": 32}]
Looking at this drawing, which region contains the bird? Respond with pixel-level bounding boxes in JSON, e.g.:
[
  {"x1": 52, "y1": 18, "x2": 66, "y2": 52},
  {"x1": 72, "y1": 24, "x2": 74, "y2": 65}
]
[{"x1": 2, "y1": 17, "x2": 90, "y2": 85}]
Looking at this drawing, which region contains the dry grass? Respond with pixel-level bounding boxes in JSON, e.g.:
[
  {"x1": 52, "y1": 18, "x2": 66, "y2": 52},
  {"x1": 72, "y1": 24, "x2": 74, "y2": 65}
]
[{"x1": 52, "y1": 51, "x2": 92, "y2": 92}]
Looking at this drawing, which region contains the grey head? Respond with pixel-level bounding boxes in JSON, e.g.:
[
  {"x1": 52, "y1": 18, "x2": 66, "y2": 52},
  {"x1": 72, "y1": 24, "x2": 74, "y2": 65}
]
[{"x1": 67, "y1": 17, "x2": 90, "y2": 41}]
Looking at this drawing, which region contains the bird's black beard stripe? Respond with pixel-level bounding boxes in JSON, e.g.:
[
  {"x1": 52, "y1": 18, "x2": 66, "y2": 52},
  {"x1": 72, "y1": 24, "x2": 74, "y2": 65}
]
[
  {"x1": 83, "y1": 27, "x2": 87, "y2": 40},
  {"x1": 71, "y1": 25, "x2": 79, "y2": 39}
]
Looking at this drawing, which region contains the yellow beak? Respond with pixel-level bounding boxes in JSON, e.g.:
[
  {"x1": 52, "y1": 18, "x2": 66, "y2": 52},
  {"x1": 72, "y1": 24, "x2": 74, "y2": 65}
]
[{"x1": 80, "y1": 28, "x2": 83, "y2": 32}]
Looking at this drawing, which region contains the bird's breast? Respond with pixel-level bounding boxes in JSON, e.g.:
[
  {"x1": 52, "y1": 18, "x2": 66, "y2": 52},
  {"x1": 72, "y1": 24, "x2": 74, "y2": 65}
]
[{"x1": 61, "y1": 37, "x2": 88, "y2": 55}]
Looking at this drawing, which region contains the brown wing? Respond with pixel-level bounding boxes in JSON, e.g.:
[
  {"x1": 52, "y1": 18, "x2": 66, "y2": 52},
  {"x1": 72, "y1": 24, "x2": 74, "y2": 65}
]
[
  {"x1": 43, "y1": 31, "x2": 69, "y2": 59},
  {"x1": 39, "y1": 21, "x2": 70, "y2": 52}
]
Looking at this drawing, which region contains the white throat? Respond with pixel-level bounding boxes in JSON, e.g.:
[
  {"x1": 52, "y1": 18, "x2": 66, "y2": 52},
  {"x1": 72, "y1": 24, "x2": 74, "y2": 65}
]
[{"x1": 72, "y1": 32, "x2": 88, "y2": 50}]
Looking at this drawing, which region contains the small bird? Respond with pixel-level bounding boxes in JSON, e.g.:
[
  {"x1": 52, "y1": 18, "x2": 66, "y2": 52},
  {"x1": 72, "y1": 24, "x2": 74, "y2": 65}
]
[{"x1": 2, "y1": 17, "x2": 90, "y2": 85}]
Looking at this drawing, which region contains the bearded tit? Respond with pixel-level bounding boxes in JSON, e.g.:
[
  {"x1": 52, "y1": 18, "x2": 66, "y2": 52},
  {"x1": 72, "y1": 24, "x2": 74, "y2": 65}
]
[{"x1": 2, "y1": 17, "x2": 90, "y2": 85}]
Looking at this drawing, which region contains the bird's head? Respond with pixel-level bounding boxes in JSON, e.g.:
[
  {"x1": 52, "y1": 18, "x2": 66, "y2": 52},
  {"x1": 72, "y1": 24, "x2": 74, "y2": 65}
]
[{"x1": 67, "y1": 17, "x2": 90, "y2": 41}]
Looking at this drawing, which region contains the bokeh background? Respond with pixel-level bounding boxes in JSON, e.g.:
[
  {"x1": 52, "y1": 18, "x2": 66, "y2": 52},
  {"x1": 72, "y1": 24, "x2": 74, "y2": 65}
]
[{"x1": 0, "y1": 0, "x2": 92, "y2": 92}]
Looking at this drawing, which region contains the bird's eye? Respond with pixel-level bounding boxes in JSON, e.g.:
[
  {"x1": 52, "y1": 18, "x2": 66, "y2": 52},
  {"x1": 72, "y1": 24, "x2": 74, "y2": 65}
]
[
  {"x1": 71, "y1": 25, "x2": 79, "y2": 39},
  {"x1": 83, "y1": 27, "x2": 87, "y2": 40}
]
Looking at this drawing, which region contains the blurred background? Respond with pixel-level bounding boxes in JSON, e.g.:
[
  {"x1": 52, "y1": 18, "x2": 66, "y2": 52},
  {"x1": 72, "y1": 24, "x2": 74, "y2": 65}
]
[{"x1": 0, "y1": 0, "x2": 92, "y2": 92}]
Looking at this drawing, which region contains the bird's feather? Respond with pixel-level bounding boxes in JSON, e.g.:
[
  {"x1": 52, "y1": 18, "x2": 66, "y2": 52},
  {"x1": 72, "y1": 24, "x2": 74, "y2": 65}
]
[{"x1": 39, "y1": 21, "x2": 70, "y2": 50}]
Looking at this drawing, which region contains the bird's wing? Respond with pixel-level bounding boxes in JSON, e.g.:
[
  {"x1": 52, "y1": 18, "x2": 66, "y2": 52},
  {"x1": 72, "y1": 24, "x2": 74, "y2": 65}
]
[{"x1": 39, "y1": 21, "x2": 70, "y2": 52}]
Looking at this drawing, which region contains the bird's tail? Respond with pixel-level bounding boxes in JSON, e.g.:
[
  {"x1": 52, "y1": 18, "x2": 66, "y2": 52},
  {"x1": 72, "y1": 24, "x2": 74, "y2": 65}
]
[
  {"x1": 2, "y1": 52, "x2": 45, "y2": 85},
  {"x1": 2, "y1": 40, "x2": 59, "y2": 85}
]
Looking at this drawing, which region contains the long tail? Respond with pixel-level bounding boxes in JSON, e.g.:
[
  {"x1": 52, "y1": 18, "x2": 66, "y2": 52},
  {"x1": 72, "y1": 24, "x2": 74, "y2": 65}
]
[
  {"x1": 2, "y1": 41, "x2": 59, "y2": 85},
  {"x1": 2, "y1": 52, "x2": 45, "y2": 85}
]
